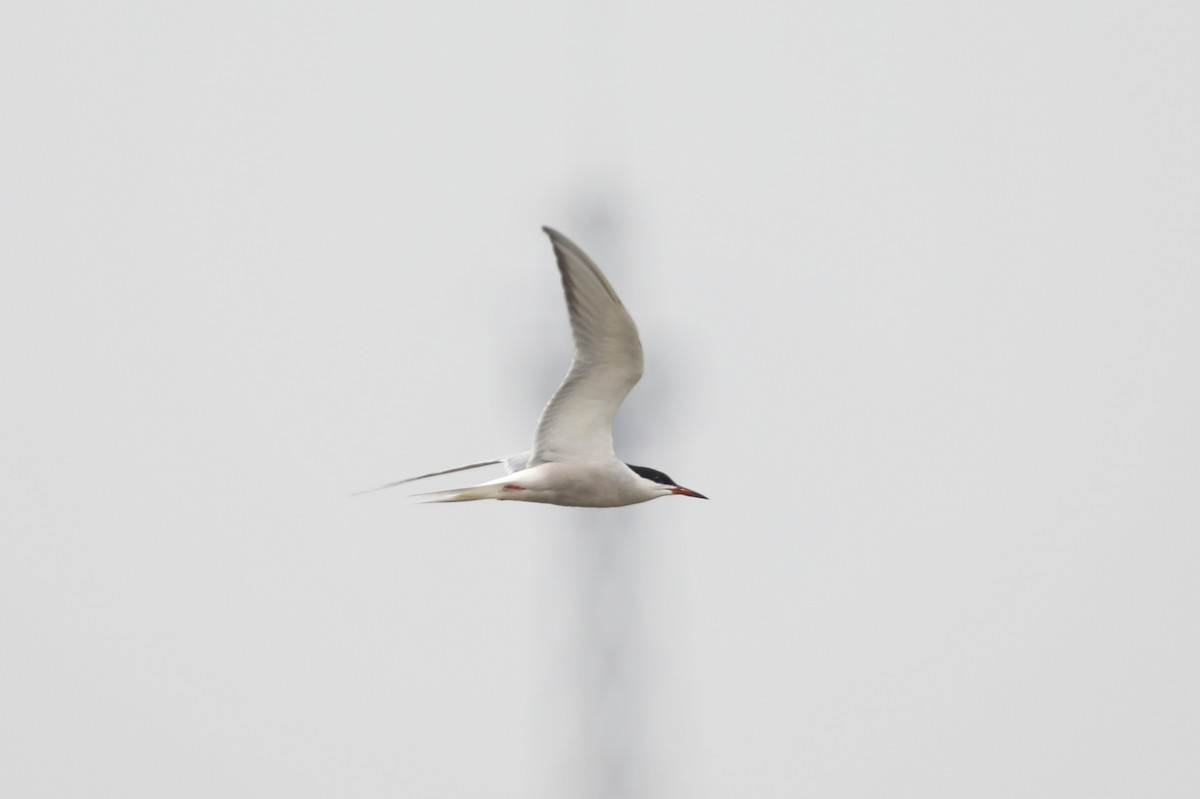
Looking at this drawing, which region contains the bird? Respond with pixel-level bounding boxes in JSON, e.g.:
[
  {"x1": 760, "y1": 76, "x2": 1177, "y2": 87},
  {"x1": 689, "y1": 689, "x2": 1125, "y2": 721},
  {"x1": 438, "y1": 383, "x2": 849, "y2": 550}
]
[{"x1": 358, "y1": 226, "x2": 707, "y2": 507}]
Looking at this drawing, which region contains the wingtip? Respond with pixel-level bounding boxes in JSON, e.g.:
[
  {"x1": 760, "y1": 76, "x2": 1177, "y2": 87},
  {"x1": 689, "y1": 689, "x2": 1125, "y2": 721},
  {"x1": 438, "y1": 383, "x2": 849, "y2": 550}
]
[{"x1": 541, "y1": 226, "x2": 590, "y2": 266}]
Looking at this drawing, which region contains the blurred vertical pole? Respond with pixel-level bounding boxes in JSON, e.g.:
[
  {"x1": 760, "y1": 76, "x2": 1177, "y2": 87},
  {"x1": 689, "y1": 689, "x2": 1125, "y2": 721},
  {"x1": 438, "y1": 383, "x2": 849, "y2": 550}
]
[
  {"x1": 569, "y1": 208, "x2": 643, "y2": 799},
  {"x1": 551, "y1": 2, "x2": 646, "y2": 797}
]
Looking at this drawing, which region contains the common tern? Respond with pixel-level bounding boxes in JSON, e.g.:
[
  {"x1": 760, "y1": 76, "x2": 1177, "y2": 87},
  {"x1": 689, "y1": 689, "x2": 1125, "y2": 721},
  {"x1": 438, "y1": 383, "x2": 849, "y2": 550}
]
[{"x1": 361, "y1": 227, "x2": 707, "y2": 507}]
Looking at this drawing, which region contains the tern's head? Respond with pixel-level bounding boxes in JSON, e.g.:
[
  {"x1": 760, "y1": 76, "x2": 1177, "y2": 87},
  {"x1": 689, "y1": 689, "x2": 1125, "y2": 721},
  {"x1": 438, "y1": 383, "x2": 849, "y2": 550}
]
[{"x1": 626, "y1": 464, "x2": 708, "y2": 501}]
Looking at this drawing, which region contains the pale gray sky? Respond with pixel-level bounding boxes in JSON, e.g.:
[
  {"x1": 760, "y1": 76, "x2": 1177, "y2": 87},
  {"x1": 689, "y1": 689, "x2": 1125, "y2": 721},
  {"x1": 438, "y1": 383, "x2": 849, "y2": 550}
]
[{"x1": 3, "y1": 2, "x2": 1198, "y2": 797}]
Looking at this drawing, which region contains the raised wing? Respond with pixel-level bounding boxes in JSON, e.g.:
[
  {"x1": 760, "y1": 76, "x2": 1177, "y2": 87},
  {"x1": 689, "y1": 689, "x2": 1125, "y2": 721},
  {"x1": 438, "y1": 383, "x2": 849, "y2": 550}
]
[{"x1": 530, "y1": 227, "x2": 644, "y2": 464}]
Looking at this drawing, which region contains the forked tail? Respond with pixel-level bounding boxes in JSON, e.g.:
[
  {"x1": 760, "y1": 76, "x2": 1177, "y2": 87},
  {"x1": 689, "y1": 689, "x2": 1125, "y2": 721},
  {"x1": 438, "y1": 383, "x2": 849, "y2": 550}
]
[
  {"x1": 409, "y1": 483, "x2": 509, "y2": 503},
  {"x1": 351, "y1": 453, "x2": 532, "y2": 498}
]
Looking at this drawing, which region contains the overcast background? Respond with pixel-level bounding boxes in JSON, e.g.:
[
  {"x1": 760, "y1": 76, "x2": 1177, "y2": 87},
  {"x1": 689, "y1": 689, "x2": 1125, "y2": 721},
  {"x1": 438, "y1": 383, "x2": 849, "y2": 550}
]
[{"x1": 3, "y1": 2, "x2": 1199, "y2": 797}]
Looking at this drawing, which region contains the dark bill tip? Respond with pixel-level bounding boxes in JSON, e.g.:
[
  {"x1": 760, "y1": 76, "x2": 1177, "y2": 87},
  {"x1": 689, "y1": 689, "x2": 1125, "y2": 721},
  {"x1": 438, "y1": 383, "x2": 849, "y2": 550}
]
[{"x1": 672, "y1": 487, "x2": 708, "y2": 500}]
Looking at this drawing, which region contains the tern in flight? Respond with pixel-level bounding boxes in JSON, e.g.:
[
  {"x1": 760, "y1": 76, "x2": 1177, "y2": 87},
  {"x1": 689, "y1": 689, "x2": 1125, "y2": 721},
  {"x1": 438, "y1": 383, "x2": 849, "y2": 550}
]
[{"x1": 360, "y1": 227, "x2": 707, "y2": 507}]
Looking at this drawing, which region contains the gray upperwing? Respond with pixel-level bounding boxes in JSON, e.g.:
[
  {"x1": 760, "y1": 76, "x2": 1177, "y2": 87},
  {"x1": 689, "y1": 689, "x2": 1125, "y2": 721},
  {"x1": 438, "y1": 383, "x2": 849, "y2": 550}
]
[{"x1": 530, "y1": 228, "x2": 644, "y2": 465}]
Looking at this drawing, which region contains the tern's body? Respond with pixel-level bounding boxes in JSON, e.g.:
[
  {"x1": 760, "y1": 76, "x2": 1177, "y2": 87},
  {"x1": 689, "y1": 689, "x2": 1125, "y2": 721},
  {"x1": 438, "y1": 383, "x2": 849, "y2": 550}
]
[
  {"x1": 360, "y1": 227, "x2": 706, "y2": 507},
  {"x1": 415, "y1": 460, "x2": 657, "y2": 507}
]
